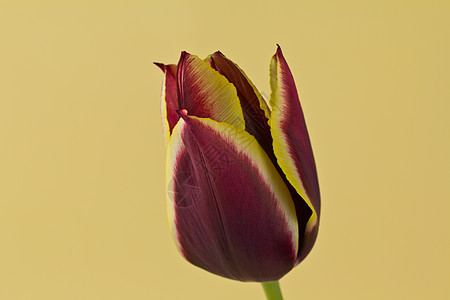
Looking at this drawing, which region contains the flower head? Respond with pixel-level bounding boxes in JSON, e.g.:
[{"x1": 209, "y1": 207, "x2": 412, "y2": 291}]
[{"x1": 155, "y1": 46, "x2": 320, "y2": 282}]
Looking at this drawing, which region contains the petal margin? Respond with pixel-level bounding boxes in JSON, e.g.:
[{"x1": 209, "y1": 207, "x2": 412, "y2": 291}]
[
  {"x1": 207, "y1": 51, "x2": 274, "y2": 156},
  {"x1": 177, "y1": 52, "x2": 245, "y2": 130},
  {"x1": 155, "y1": 63, "x2": 179, "y2": 145},
  {"x1": 166, "y1": 112, "x2": 298, "y2": 282},
  {"x1": 207, "y1": 51, "x2": 271, "y2": 119},
  {"x1": 268, "y1": 46, "x2": 321, "y2": 263}
]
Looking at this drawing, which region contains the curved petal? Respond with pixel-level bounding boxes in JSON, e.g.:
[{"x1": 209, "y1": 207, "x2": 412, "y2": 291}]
[
  {"x1": 177, "y1": 52, "x2": 245, "y2": 130},
  {"x1": 206, "y1": 51, "x2": 274, "y2": 156},
  {"x1": 155, "y1": 63, "x2": 179, "y2": 145},
  {"x1": 166, "y1": 111, "x2": 298, "y2": 282},
  {"x1": 268, "y1": 45, "x2": 321, "y2": 263},
  {"x1": 207, "y1": 51, "x2": 270, "y2": 118}
]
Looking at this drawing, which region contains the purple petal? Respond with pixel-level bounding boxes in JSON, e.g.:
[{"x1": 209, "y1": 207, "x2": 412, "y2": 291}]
[
  {"x1": 154, "y1": 63, "x2": 179, "y2": 143},
  {"x1": 269, "y1": 45, "x2": 320, "y2": 263},
  {"x1": 166, "y1": 112, "x2": 298, "y2": 282}
]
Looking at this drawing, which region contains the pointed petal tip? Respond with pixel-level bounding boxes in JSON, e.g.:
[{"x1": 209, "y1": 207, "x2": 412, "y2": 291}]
[
  {"x1": 275, "y1": 44, "x2": 283, "y2": 56},
  {"x1": 180, "y1": 51, "x2": 189, "y2": 59},
  {"x1": 158, "y1": 62, "x2": 179, "y2": 142},
  {"x1": 154, "y1": 62, "x2": 165, "y2": 72},
  {"x1": 208, "y1": 55, "x2": 218, "y2": 70},
  {"x1": 177, "y1": 51, "x2": 189, "y2": 66},
  {"x1": 210, "y1": 51, "x2": 228, "y2": 66}
]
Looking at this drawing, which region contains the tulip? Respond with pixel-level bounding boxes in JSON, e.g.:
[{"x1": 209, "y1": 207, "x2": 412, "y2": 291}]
[{"x1": 155, "y1": 46, "x2": 320, "y2": 299}]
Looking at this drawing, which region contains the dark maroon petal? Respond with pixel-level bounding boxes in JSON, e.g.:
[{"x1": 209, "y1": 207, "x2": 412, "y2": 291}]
[
  {"x1": 269, "y1": 45, "x2": 321, "y2": 264},
  {"x1": 166, "y1": 113, "x2": 298, "y2": 282},
  {"x1": 154, "y1": 63, "x2": 179, "y2": 142}
]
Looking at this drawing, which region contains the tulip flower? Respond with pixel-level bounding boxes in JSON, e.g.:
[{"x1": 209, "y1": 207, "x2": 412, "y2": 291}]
[{"x1": 155, "y1": 45, "x2": 320, "y2": 300}]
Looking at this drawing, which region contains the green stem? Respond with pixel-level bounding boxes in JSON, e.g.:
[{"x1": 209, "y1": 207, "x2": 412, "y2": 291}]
[{"x1": 261, "y1": 281, "x2": 284, "y2": 300}]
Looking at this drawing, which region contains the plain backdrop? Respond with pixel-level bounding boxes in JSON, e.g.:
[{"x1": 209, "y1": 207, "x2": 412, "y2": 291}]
[{"x1": 1, "y1": 1, "x2": 449, "y2": 299}]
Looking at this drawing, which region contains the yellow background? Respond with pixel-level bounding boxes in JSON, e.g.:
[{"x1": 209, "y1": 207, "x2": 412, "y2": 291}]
[{"x1": 1, "y1": 1, "x2": 449, "y2": 299}]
